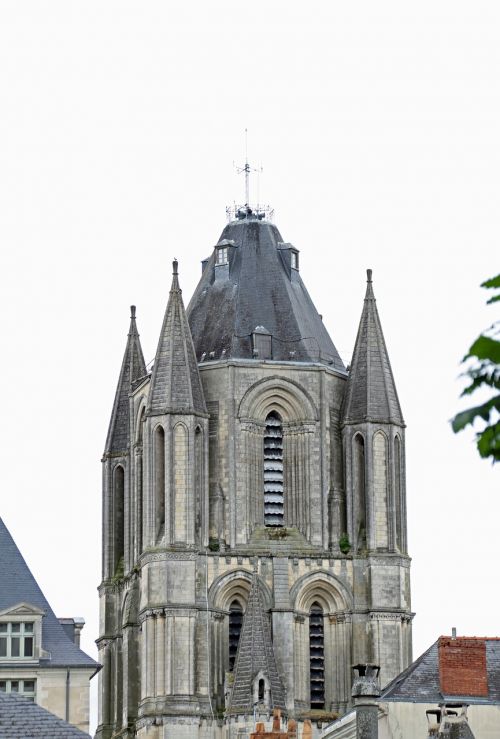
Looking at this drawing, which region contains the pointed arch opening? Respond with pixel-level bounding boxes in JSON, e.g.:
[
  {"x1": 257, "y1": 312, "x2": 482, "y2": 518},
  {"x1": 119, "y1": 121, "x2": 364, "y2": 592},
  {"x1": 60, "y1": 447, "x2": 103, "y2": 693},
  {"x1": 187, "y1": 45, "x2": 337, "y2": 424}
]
[
  {"x1": 136, "y1": 406, "x2": 146, "y2": 555},
  {"x1": 353, "y1": 434, "x2": 366, "y2": 550},
  {"x1": 113, "y1": 465, "x2": 125, "y2": 575},
  {"x1": 394, "y1": 435, "x2": 402, "y2": 551},
  {"x1": 154, "y1": 425, "x2": 165, "y2": 541},
  {"x1": 228, "y1": 599, "x2": 244, "y2": 671},
  {"x1": 309, "y1": 601, "x2": 325, "y2": 709},
  {"x1": 373, "y1": 431, "x2": 388, "y2": 549},
  {"x1": 264, "y1": 411, "x2": 284, "y2": 527},
  {"x1": 253, "y1": 671, "x2": 270, "y2": 708}
]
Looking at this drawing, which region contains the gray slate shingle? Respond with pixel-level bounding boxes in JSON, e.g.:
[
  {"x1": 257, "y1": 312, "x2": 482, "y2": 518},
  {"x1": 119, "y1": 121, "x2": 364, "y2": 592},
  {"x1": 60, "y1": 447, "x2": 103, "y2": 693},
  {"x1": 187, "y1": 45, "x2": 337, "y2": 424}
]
[
  {"x1": 380, "y1": 639, "x2": 500, "y2": 705},
  {"x1": 0, "y1": 518, "x2": 98, "y2": 669},
  {"x1": 187, "y1": 216, "x2": 345, "y2": 368},
  {"x1": 0, "y1": 692, "x2": 90, "y2": 738}
]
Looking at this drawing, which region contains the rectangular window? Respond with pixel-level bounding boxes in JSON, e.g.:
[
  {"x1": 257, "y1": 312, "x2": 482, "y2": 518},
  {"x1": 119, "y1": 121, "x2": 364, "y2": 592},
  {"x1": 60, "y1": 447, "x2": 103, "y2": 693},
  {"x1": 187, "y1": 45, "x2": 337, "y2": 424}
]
[
  {"x1": 216, "y1": 247, "x2": 228, "y2": 265},
  {"x1": 0, "y1": 678, "x2": 36, "y2": 701},
  {"x1": 0, "y1": 622, "x2": 35, "y2": 659},
  {"x1": 291, "y1": 251, "x2": 298, "y2": 269}
]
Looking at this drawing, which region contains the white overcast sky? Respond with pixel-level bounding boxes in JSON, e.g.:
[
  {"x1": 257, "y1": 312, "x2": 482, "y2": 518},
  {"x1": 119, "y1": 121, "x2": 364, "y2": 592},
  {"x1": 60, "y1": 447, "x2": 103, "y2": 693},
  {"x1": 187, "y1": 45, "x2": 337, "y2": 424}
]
[{"x1": 0, "y1": 2, "x2": 498, "y2": 733}]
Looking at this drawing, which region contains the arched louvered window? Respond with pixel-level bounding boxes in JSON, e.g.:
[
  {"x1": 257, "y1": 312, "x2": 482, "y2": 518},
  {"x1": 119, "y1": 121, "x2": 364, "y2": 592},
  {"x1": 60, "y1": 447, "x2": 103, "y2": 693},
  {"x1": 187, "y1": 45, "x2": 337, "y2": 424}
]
[
  {"x1": 264, "y1": 411, "x2": 284, "y2": 527},
  {"x1": 309, "y1": 602, "x2": 325, "y2": 709},
  {"x1": 228, "y1": 600, "x2": 243, "y2": 671},
  {"x1": 113, "y1": 465, "x2": 125, "y2": 574},
  {"x1": 155, "y1": 426, "x2": 165, "y2": 540}
]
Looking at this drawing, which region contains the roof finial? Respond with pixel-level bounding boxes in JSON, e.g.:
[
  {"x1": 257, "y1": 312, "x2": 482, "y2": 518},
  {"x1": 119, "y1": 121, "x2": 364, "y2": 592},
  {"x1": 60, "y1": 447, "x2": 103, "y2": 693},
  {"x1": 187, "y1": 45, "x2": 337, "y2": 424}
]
[
  {"x1": 235, "y1": 129, "x2": 262, "y2": 209},
  {"x1": 173, "y1": 258, "x2": 178, "y2": 275},
  {"x1": 367, "y1": 268, "x2": 373, "y2": 283},
  {"x1": 130, "y1": 305, "x2": 136, "y2": 319}
]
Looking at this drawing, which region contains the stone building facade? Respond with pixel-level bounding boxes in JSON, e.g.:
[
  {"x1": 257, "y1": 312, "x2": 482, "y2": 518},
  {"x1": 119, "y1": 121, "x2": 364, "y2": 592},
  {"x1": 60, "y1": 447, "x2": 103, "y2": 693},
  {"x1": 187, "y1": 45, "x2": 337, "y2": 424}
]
[{"x1": 96, "y1": 210, "x2": 412, "y2": 738}]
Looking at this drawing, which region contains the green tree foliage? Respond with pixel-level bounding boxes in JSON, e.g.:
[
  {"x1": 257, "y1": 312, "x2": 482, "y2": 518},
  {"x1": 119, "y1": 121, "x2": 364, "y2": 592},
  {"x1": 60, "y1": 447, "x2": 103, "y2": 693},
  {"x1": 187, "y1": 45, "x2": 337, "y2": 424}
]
[{"x1": 451, "y1": 275, "x2": 500, "y2": 463}]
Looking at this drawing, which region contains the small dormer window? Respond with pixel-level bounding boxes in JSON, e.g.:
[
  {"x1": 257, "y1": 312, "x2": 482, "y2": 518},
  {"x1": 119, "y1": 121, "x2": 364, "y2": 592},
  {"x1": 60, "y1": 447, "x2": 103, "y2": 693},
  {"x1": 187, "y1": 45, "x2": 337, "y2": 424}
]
[
  {"x1": 216, "y1": 247, "x2": 228, "y2": 265},
  {"x1": 0, "y1": 622, "x2": 34, "y2": 658},
  {"x1": 291, "y1": 251, "x2": 299, "y2": 270}
]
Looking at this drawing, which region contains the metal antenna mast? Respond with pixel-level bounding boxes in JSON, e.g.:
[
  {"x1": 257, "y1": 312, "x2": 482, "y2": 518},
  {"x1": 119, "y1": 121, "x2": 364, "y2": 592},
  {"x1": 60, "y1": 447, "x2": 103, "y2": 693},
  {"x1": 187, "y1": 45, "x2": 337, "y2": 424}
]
[{"x1": 236, "y1": 129, "x2": 261, "y2": 207}]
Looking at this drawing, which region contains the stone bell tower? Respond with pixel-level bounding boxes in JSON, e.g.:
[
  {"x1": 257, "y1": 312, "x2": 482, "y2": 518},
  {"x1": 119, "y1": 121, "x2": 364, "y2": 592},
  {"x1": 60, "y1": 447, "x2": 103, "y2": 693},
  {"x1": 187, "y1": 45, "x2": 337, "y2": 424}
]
[{"x1": 96, "y1": 206, "x2": 412, "y2": 739}]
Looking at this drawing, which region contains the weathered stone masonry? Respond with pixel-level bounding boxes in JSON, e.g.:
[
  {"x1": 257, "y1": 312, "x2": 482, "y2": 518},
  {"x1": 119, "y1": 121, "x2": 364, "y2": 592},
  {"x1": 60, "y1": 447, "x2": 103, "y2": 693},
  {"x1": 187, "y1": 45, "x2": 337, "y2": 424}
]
[{"x1": 97, "y1": 214, "x2": 412, "y2": 739}]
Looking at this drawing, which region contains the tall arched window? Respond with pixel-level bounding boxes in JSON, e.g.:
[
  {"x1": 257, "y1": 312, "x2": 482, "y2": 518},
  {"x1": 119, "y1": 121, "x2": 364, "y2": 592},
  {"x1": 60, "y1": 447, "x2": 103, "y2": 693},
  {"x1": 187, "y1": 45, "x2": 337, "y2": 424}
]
[
  {"x1": 394, "y1": 435, "x2": 402, "y2": 551},
  {"x1": 353, "y1": 434, "x2": 366, "y2": 550},
  {"x1": 155, "y1": 426, "x2": 165, "y2": 540},
  {"x1": 264, "y1": 411, "x2": 284, "y2": 527},
  {"x1": 309, "y1": 602, "x2": 325, "y2": 709},
  {"x1": 228, "y1": 600, "x2": 243, "y2": 670},
  {"x1": 136, "y1": 407, "x2": 146, "y2": 554},
  {"x1": 114, "y1": 465, "x2": 125, "y2": 574}
]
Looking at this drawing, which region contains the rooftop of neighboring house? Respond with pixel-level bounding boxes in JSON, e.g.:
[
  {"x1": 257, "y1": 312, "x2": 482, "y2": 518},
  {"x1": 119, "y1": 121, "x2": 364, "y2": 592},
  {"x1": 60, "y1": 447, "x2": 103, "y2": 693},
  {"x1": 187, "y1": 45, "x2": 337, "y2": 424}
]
[
  {"x1": 0, "y1": 517, "x2": 98, "y2": 670},
  {"x1": 381, "y1": 635, "x2": 500, "y2": 705},
  {"x1": 0, "y1": 692, "x2": 90, "y2": 738}
]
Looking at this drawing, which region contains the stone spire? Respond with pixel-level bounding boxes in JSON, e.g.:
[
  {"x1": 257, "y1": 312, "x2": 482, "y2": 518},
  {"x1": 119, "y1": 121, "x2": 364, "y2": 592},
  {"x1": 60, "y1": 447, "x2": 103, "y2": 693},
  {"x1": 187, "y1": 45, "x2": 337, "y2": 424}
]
[
  {"x1": 343, "y1": 270, "x2": 404, "y2": 426},
  {"x1": 105, "y1": 306, "x2": 147, "y2": 454},
  {"x1": 148, "y1": 260, "x2": 206, "y2": 416},
  {"x1": 229, "y1": 572, "x2": 286, "y2": 714}
]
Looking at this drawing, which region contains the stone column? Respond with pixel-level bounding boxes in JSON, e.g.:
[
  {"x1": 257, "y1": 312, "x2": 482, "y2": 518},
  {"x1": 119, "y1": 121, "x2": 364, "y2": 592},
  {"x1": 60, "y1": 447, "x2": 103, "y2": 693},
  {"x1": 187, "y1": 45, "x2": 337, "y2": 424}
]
[{"x1": 351, "y1": 664, "x2": 380, "y2": 739}]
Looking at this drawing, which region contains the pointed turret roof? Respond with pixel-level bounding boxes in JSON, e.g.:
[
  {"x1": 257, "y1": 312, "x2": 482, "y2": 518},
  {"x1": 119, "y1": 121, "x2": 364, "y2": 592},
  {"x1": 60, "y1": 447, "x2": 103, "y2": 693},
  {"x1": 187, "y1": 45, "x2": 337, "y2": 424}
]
[
  {"x1": 229, "y1": 572, "x2": 286, "y2": 714},
  {"x1": 343, "y1": 270, "x2": 404, "y2": 426},
  {"x1": 148, "y1": 260, "x2": 206, "y2": 415},
  {"x1": 187, "y1": 215, "x2": 345, "y2": 369},
  {"x1": 0, "y1": 518, "x2": 98, "y2": 669},
  {"x1": 105, "y1": 306, "x2": 147, "y2": 454}
]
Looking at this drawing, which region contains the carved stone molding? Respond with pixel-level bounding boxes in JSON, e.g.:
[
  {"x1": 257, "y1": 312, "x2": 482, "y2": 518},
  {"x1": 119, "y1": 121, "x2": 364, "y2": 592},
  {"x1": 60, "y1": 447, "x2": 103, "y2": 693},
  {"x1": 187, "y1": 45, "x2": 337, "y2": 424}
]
[{"x1": 140, "y1": 551, "x2": 198, "y2": 565}]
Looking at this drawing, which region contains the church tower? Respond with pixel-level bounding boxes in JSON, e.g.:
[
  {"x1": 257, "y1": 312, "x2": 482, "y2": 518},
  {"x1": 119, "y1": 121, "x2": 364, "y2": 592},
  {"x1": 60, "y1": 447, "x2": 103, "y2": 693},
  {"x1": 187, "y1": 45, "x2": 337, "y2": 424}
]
[{"x1": 96, "y1": 208, "x2": 412, "y2": 739}]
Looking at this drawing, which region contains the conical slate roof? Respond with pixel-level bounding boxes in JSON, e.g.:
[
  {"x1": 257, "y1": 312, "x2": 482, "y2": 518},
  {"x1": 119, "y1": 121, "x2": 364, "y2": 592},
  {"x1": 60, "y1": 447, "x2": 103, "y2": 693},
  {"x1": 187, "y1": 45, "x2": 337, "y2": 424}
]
[
  {"x1": 342, "y1": 270, "x2": 404, "y2": 426},
  {"x1": 187, "y1": 214, "x2": 345, "y2": 369},
  {"x1": 148, "y1": 260, "x2": 206, "y2": 416},
  {"x1": 228, "y1": 572, "x2": 285, "y2": 714},
  {"x1": 105, "y1": 306, "x2": 147, "y2": 454},
  {"x1": 0, "y1": 518, "x2": 98, "y2": 669}
]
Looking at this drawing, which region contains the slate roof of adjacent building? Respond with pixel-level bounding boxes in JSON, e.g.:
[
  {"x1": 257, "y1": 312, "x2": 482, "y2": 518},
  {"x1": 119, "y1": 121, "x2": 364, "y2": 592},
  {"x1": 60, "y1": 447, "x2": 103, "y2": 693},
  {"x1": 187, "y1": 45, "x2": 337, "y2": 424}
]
[
  {"x1": 380, "y1": 636, "x2": 500, "y2": 705},
  {"x1": 105, "y1": 305, "x2": 147, "y2": 453},
  {"x1": 148, "y1": 260, "x2": 207, "y2": 416},
  {"x1": 0, "y1": 518, "x2": 98, "y2": 669},
  {"x1": 0, "y1": 692, "x2": 90, "y2": 738},
  {"x1": 187, "y1": 213, "x2": 345, "y2": 369},
  {"x1": 229, "y1": 572, "x2": 286, "y2": 714},
  {"x1": 342, "y1": 269, "x2": 404, "y2": 426}
]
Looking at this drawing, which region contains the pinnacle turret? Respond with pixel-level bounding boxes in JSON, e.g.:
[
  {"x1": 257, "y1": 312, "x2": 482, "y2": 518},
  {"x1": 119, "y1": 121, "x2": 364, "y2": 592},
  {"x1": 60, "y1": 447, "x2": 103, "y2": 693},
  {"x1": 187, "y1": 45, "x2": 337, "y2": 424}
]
[
  {"x1": 343, "y1": 270, "x2": 404, "y2": 426},
  {"x1": 105, "y1": 306, "x2": 147, "y2": 454},
  {"x1": 148, "y1": 260, "x2": 206, "y2": 415},
  {"x1": 229, "y1": 572, "x2": 286, "y2": 714}
]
